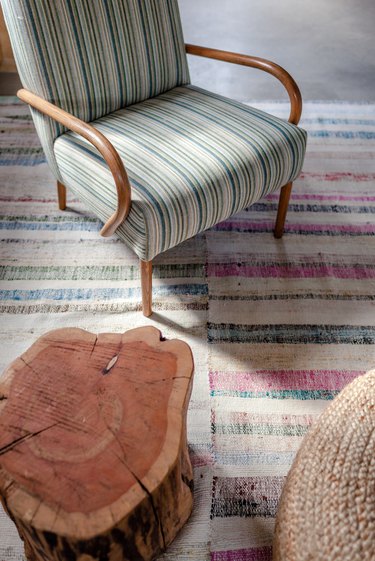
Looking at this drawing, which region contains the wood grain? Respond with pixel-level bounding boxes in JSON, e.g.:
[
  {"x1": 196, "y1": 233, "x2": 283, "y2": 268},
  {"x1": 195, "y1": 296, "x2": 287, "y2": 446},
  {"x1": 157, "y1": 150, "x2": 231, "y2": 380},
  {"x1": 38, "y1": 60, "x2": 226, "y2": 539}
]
[
  {"x1": 274, "y1": 182, "x2": 293, "y2": 238},
  {"x1": 185, "y1": 43, "x2": 302, "y2": 125},
  {"x1": 57, "y1": 181, "x2": 67, "y2": 211},
  {"x1": 0, "y1": 327, "x2": 194, "y2": 561},
  {"x1": 141, "y1": 261, "x2": 153, "y2": 318},
  {"x1": 17, "y1": 88, "x2": 132, "y2": 237},
  {"x1": 0, "y1": 6, "x2": 16, "y2": 72}
]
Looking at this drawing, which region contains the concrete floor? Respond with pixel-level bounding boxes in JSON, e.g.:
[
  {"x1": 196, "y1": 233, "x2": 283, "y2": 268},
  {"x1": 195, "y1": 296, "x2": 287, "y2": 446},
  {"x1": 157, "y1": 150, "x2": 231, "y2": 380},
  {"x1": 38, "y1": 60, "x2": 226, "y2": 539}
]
[
  {"x1": 179, "y1": 0, "x2": 375, "y2": 102},
  {"x1": 1, "y1": 0, "x2": 374, "y2": 101}
]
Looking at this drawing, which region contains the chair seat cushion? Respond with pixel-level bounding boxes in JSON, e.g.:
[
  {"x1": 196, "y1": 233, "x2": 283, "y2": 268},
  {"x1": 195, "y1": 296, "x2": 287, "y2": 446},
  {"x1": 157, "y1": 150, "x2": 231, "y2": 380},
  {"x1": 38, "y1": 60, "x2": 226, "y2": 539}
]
[{"x1": 54, "y1": 85, "x2": 307, "y2": 261}]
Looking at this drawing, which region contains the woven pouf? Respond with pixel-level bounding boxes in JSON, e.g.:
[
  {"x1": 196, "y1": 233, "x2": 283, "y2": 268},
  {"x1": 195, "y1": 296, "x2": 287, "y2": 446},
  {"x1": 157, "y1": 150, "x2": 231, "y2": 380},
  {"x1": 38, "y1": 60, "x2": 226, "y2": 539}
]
[{"x1": 273, "y1": 369, "x2": 375, "y2": 561}]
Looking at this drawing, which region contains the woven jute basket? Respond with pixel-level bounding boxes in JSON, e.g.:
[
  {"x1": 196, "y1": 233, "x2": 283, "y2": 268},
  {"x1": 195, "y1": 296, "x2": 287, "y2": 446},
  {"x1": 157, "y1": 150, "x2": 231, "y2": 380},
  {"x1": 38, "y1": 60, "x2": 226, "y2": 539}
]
[{"x1": 273, "y1": 369, "x2": 375, "y2": 561}]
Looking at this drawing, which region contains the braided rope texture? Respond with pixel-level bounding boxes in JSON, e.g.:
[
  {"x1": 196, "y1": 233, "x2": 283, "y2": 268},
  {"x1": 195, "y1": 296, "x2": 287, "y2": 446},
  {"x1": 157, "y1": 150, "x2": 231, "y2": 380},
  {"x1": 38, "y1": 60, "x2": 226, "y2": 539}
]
[{"x1": 274, "y1": 369, "x2": 375, "y2": 561}]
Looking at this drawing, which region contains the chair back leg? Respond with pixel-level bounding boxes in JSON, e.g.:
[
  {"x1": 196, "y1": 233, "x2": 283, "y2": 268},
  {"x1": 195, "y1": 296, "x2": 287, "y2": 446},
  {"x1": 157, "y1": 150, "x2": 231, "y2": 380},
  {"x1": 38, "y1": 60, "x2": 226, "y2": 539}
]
[
  {"x1": 274, "y1": 181, "x2": 293, "y2": 238},
  {"x1": 57, "y1": 181, "x2": 66, "y2": 210},
  {"x1": 141, "y1": 260, "x2": 153, "y2": 317}
]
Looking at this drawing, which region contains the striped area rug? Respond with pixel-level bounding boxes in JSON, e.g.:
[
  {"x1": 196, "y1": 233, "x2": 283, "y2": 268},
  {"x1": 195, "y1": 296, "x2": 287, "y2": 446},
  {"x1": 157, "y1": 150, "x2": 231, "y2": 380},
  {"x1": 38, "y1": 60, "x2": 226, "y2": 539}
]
[{"x1": 1, "y1": 97, "x2": 375, "y2": 560}]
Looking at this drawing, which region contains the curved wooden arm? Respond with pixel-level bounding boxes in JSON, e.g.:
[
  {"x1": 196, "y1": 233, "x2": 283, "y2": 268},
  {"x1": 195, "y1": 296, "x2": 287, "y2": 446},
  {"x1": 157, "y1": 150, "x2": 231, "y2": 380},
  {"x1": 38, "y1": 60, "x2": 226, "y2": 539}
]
[
  {"x1": 17, "y1": 89, "x2": 131, "y2": 237},
  {"x1": 185, "y1": 44, "x2": 302, "y2": 125}
]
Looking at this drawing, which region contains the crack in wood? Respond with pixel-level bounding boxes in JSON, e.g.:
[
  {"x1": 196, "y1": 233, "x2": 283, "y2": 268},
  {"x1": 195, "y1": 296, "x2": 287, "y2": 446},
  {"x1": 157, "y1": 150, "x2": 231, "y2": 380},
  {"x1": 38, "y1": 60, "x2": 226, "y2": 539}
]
[
  {"x1": 146, "y1": 375, "x2": 191, "y2": 385},
  {"x1": 129, "y1": 466, "x2": 167, "y2": 551},
  {"x1": 20, "y1": 356, "x2": 41, "y2": 374},
  {"x1": 29, "y1": 499, "x2": 43, "y2": 526},
  {"x1": 103, "y1": 421, "x2": 167, "y2": 551},
  {"x1": 89, "y1": 336, "x2": 98, "y2": 359},
  {"x1": 0, "y1": 423, "x2": 60, "y2": 457},
  {"x1": 49, "y1": 505, "x2": 61, "y2": 534}
]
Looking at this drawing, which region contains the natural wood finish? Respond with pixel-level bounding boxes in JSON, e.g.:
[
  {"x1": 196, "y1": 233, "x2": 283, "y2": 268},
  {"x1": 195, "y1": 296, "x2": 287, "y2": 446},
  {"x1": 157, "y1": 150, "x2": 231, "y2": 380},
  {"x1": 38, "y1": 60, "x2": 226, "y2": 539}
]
[
  {"x1": 274, "y1": 182, "x2": 293, "y2": 238},
  {"x1": 0, "y1": 6, "x2": 16, "y2": 72},
  {"x1": 17, "y1": 88, "x2": 131, "y2": 237},
  {"x1": 57, "y1": 181, "x2": 66, "y2": 211},
  {"x1": 185, "y1": 43, "x2": 302, "y2": 125},
  {"x1": 141, "y1": 260, "x2": 153, "y2": 317},
  {"x1": 0, "y1": 327, "x2": 194, "y2": 561}
]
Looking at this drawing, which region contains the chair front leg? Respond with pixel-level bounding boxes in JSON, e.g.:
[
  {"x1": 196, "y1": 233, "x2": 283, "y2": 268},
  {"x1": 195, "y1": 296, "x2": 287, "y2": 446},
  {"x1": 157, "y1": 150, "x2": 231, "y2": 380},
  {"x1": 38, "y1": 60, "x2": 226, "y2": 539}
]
[
  {"x1": 140, "y1": 260, "x2": 153, "y2": 317},
  {"x1": 57, "y1": 181, "x2": 66, "y2": 210},
  {"x1": 274, "y1": 182, "x2": 293, "y2": 239}
]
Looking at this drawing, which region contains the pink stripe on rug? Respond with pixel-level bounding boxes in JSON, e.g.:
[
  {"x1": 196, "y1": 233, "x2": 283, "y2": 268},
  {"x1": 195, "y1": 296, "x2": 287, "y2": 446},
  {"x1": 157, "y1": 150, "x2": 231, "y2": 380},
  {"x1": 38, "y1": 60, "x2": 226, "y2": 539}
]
[
  {"x1": 209, "y1": 370, "x2": 362, "y2": 392},
  {"x1": 211, "y1": 547, "x2": 272, "y2": 561},
  {"x1": 287, "y1": 222, "x2": 375, "y2": 233},
  {"x1": 300, "y1": 172, "x2": 375, "y2": 182},
  {"x1": 207, "y1": 263, "x2": 375, "y2": 279},
  {"x1": 215, "y1": 221, "x2": 375, "y2": 235},
  {"x1": 190, "y1": 452, "x2": 213, "y2": 467},
  {"x1": 266, "y1": 193, "x2": 375, "y2": 202}
]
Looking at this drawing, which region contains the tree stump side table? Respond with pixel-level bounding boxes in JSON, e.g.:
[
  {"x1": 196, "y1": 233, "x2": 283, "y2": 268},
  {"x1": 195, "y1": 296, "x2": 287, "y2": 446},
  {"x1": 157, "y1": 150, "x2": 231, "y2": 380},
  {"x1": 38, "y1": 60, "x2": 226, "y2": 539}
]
[{"x1": 0, "y1": 326, "x2": 194, "y2": 561}]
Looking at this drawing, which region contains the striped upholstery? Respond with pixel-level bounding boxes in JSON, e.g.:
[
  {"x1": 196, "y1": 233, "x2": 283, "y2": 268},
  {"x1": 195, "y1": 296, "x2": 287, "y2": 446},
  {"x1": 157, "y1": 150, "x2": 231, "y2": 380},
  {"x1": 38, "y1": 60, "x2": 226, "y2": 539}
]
[
  {"x1": 3, "y1": 0, "x2": 306, "y2": 262},
  {"x1": 54, "y1": 86, "x2": 307, "y2": 261},
  {"x1": 1, "y1": 0, "x2": 190, "y2": 179}
]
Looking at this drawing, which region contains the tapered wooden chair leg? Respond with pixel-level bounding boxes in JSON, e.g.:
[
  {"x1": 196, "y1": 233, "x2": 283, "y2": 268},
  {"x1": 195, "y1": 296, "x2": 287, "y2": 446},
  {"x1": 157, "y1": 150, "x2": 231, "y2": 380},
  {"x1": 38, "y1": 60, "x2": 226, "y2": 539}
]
[
  {"x1": 274, "y1": 182, "x2": 293, "y2": 239},
  {"x1": 141, "y1": 260, "x2": 153, "y2": 317},
  {"x1": 57, "y1": 181, "x2": 66, "y2": 210}
]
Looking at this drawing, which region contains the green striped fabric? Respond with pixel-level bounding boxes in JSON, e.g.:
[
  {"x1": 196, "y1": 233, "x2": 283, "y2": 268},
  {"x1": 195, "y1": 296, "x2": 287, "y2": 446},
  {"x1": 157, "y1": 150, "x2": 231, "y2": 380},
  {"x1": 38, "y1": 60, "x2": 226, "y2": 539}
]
[
  {"x1": 3, "y1": 0, "x2": 306, "y2": 262},
  {"x1": 54, "y1": 86, "x2": 307, "y2": 261},
  {"x1": 2, "y1": 0, "x2": 190, "y2": 179}
]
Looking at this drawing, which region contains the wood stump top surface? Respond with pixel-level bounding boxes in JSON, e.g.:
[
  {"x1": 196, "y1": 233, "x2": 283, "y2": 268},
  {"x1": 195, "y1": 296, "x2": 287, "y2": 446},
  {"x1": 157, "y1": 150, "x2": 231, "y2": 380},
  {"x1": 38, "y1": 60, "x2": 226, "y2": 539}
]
[{"x1": 0, "y1": 327, "x2": 194, "y2": 539}]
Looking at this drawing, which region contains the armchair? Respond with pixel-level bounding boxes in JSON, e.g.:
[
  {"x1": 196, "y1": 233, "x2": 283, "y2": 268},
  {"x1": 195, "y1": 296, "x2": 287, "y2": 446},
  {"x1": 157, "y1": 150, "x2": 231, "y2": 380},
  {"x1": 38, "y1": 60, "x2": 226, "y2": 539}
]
[{"x1": 3, "y1": 0, "x2": 307, "y2": 316}]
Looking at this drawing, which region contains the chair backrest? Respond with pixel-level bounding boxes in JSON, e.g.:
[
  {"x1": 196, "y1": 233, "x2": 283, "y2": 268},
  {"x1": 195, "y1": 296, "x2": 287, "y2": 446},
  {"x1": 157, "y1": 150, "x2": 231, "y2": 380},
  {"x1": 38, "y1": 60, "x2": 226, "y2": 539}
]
[{"x1": 2, "y1": 0, "x2": 190, "y2": 177}]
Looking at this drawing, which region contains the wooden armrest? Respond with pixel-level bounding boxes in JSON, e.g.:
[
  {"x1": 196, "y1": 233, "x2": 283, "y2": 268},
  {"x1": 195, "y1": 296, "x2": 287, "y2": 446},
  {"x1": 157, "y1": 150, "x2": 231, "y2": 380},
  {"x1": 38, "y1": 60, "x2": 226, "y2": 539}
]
[
  {"x1": 185, "y1": 44, "x2": 302, "y2": 125},
  {"x1": 17, "y1": 89, "x2": 131, "y2": 237}
]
